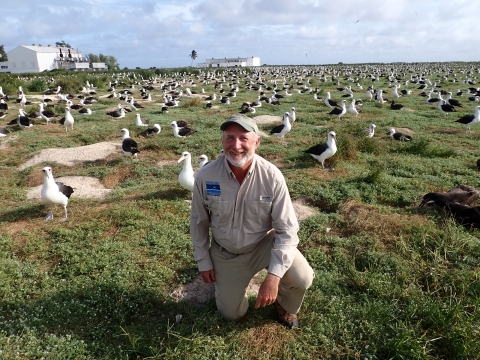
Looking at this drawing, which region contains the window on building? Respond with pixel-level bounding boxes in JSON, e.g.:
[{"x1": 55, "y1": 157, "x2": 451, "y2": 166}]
[
  {"x1": 21, "y1": 62, "x2": 26, "y2": 68},
  {"x1": 12, "y1": 62, "x2": 16, "y2": 68},
  {"x1": 31, "y1": 62, "x2": 35, "y2": 68},
  {"x1": 1, "y1": 65, "x2": 8, "y2": 69}
]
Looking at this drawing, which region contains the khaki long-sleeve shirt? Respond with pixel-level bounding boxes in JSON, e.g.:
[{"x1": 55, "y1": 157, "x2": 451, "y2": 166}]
[{"x1": 190, "y1": 154, "x2": 299, "y2": 278}]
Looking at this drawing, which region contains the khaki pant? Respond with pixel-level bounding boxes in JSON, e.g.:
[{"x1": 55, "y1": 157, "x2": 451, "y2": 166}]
[{"x1": 210, "y1": 231, "x2": 315, "y2": 320}]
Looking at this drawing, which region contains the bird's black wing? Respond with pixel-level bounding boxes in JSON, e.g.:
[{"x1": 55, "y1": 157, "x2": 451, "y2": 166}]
[
  {"x1": 270, "y1": 124, "x2": 285, "y2": 134},
  {"x1": 305, "y1": 143, "x2": 328, "y2": 155},
  {"x1": 455, "y1": 114, "x2": 475, "y2": 124},
  {"x1": 56, "y1": 182, "x2": 74, "y2": 198}
]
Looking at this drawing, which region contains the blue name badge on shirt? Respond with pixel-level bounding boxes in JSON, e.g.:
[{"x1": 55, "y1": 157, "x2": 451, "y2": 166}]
[{"x1": 206, "y1": 181, "x2": 221, "y2": 196}]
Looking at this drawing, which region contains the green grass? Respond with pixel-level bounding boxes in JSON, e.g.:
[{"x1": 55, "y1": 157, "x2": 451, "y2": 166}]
[{"x1": 1, "y1": 63, "x2": 480, "y2": 359}]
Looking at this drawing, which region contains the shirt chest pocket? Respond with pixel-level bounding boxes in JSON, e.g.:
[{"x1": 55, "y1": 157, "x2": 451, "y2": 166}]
[
  {"x1": 244, "y1": 200, "x2": 272, "y2": 233},
  {"x1": 205, "y1": 200, "x2": 232, "y2": 228}
]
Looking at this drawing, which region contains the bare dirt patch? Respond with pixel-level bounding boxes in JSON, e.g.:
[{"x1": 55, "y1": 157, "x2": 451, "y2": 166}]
[
  {"x1": 170, "y1": 269, "x2": 267, "y2": 306},
  {"x1": 253, "y1": 115, "x2": 282, "y2": 124},
  {"x1": 292, "y1": 197, "x2": 318, "y2": 221},
  {"x1": 26, "y1": 176, "x2": 112, "y2": 200},
  {"x1": 18, "y1": 142, "x2": 121, "y2": 170}
]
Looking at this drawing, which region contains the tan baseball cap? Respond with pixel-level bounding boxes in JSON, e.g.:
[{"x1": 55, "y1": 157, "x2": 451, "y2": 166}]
[{"x1": 220, "y1": 114, "x2": 259, "y2": 134}]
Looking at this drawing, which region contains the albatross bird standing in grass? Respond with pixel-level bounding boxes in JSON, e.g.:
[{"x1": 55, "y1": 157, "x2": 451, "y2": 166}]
[
  {"x1": 177, "y1": 151, "x2": 195, "y2": 192},
  {"x1": 119, "y1": 128, "x2": 140, "y2": 161},
  {"x1": 270, "y1": 112, "x2": 293, "y2": 144},
  {"x1": 41, "y1": 166, "x2": 74, "y2": 222},
  {"x1": 60, "y1": 107, "x2": 75, "y2": 132},
  {"x1": 305, "y1": 131, "x2": 337, "y2": 170}
]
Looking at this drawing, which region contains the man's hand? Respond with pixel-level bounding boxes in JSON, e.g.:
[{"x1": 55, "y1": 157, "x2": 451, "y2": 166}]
[
  {"x1": 200, "y1": 269, "x2": 216, "y2": 283},
  {"x1": 255, "y1": 273, "x2": 280, "y2": 309}
]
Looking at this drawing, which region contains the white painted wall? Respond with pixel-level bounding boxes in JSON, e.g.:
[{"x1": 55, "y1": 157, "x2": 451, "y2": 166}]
[
  {"x1": 197, "y1": 56, "x2": 260, "y2": 68},
  {"x1": 0, "y1": 45, "x2": 105, "y2": 73}
]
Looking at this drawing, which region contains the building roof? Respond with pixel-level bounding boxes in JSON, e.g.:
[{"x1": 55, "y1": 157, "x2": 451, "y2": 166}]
[{"x1": 18, "y1": 45, "x2": 81, "y2": 55}]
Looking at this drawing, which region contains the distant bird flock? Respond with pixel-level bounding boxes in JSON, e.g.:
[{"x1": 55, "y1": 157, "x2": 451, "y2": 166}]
[{"x1": 2, "y1": 62, "x2": 480, "y2": 226}]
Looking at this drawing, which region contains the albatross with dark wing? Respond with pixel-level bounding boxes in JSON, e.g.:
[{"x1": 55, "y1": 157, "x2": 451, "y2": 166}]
[
  {"x1": 170, "y1": 121, "x2": 196, "y2": 138},
  {"x1": 328, "y1": 100, "x2": 347, "y2": 120},
  {"x1": 140, "y1": 124, "x2": 161, "y2": 138},
  {"x1": 389, "y1": 128, "x2": 412, "y2": 141},
  {"x1": 17, "y1": 109, "x2": 34, "y2": 128},
  {"x1": 455, "y1": 105, "x2": 480, "y2": 132},
  {"x1": 305, "y1": 131, "x2": 337, "y2": 170},
  {"x1": 119, "y1": 128, "x2": 140, "y2": 160},
  {"x1": 324, "y1": 92, "x2": 339, "y2": 109},
  {"x1": 41, "y1": 166, "x2": 74, "y2": 222},
  {"x1": 437, "y1": 100, "x2": 456, "y2": 115},
  {"x1": 270, "y1": 112, "x2": 293, "y2": 144}
]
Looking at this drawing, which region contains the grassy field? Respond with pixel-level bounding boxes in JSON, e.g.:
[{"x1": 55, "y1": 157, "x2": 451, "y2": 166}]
[{"x1": 1, "y1": 63, "x2": 480, "y2": 359}]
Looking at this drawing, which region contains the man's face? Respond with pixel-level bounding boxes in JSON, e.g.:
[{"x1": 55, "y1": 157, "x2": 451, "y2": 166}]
[{"x1": 222, "y1": 123, "x2": 260, "y2": 168}]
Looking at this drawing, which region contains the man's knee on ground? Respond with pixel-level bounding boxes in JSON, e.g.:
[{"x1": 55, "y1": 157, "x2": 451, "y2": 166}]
[
  {"x1": 284, "y1": 267, "x2": 315, "y2": 291},
  {"x1": 216, "y1": 300, "x2": 248, "y2": 321}
]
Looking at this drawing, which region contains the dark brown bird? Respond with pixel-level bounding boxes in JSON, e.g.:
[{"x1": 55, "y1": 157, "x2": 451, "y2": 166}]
[{"x1": 420, "y1": 185, "x2": 479, "y2": 207}]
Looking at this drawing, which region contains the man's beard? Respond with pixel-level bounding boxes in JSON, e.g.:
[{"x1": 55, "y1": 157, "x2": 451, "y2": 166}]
[{"x1": 225, "y1": 149, "x2": 254, "y2": 168}]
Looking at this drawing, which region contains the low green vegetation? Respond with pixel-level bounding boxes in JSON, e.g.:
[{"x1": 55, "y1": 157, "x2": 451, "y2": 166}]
[{"x1": 0, "y1": 63, "x2": 479, "y2": 359}]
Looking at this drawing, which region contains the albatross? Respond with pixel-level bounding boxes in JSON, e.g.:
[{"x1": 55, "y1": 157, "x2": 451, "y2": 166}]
[
  {"x1": 305, "y1": 131, "x2": 337, "y2": 170},
  {"x1": 455, "y1": 105, "x2": 480, "y2": 132},
  {"x1": 198, "y1": 154, "x2": 209, "y2": 169},
  {"x1": 328, "y1": 100, "x2": 347, "y2": 120},
  {"x1": 177, "y1": 151, "x2": 195, "y2": 192},
  {"x1": 59, "y1": 107, "x2": 75, "y2": 132},
  {"x1": 140, "y1": 124, "x2": 161, "y2": 138},
  {"x1": 119, "y1": 128, "x2": 140, "y2": 160},
  {"x1": 389, "y1": 128, "x2": 412, "y2": 141},
  {"x1": 170, "y1": 121, "x2": 196, "y2": 138},
  {"x1": 270, "y1": 112, "x2": 293, "y2": 144},
  {"x1": 41, "y1": 166, "x2": 74, "y2": 222}
]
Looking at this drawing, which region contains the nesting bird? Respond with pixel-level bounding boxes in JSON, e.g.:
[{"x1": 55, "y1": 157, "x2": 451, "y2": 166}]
[
  {"x1": 304, "y1": 131, "x2": 337, "y2": 170},
  {"x1": 419, "y1": 185, "x2": 479, "y2": 208},
  {"x1": 389, "y1": 128, "x2": 412, "y2": 141},
  {"x1": 17, "y1": 109, "x2": 34, "y2": 128},
  {"x1": 41, "y1": 166, "x2": 74, "y2": 222},
  {"x1": 140, "y1": 124, "x2": 161, "y2": 138},
  {"x1": 170, "y1": 121, "x2": 196, "y2": 138},
  {"x1": 390, "y1": 101, "x2": 404, "y2": 110},
  {"x1": 437, "y1": 100, "x2": 456, "y2": 115},
  {"x1": 135, "y1": 113, "x2": 149, "y2": 127}
]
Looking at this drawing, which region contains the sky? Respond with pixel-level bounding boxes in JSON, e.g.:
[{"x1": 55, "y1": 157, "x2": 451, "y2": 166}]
[{"x1": 2, "y1": 0, "x2": 479, "y2": 69}]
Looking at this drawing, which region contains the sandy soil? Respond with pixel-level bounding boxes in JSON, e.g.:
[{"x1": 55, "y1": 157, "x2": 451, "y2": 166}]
[
  {"x1": 26, "y1": 176, "x2": 112, "y2": 200},
  {"x1": 18, "y1": 141, "x2": 121, "y2": 170},
  {"x1": 253, "y1": 114, "x2": 282, "y2": 124}
]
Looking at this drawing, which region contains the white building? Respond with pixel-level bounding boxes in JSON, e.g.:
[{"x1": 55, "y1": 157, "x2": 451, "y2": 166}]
[
  {"x1": 0, "y1": 44, "x2": 106, "y2": 73},
  {"x1": 197, "y1": 56, "x2": 260, "y2": 68}
]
